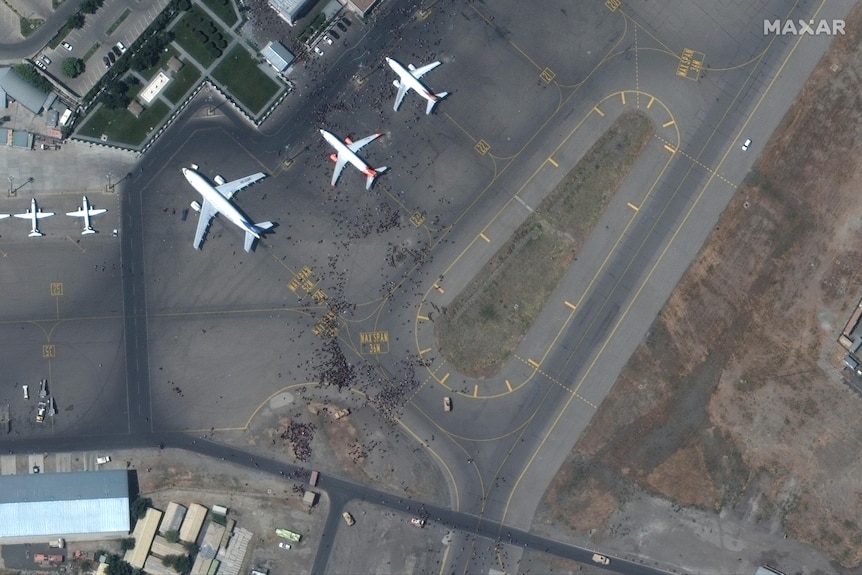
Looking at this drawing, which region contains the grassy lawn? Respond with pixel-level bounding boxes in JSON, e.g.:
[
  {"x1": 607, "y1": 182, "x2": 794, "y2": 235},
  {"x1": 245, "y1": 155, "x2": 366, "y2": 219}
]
[
  {"x1": 77, "y1": 100, "x2": 170, "y2": 147},
  {"x1": 211, "y1": 45, "x2": 279, "y2": 114},
  {"x1": 164, "y1": 60, "x2": 201, "y2": 103},
  {"x1": 83, "y1": 42, "x2": 100, "y2": 62},
  {"x1": 434, "y1": 110, "x2": 654, "y2": 377},
  {"x1": 201, "y1": 0, "x2": 237, "y2": 27},
  {"x1": 138, "y1": 45, "x2": 179, "y2": 80},
  {"x1": 20, "y1": 17, "x2": 43, "y2": 37},
  {"x1": 173, "y1": 5, "x2": 229, "y2": 68},
  {"x1": 106, "y1": 8, "x2": 131, "y2": 36}
]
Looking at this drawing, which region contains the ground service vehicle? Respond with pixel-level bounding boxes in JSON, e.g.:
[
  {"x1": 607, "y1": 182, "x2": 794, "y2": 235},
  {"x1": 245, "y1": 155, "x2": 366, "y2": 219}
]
[
  {"x1": 443, "y1": 397, "x2": 452, "y2": 412},
  {"x1": 36, "y1": 402, "x2": 46, "y2": 423},
  {"x1": 342, "y1": 511, "x2": 355, "y2": 526},
  {"x1": 278, "y1": 542, "x2": 290, "y2": 550},
  {"x1": 22, "y1": 385, "x2": 29, "y2": 399},
  {"x1": 592, "y1": 553, "x2": 610, "y2": 565},
  {"x1": 410, "y1": 518, "x2": 425, "y2": 528},
  {"x1": 309, "y1": 470, "x2": 319, "y2": 486},
  {"x1": 96, "y1": 455, "x2": 111, "y2": 464},
  {"x1": 275, "y1": 528, "x2": 301, "y2": 542}
]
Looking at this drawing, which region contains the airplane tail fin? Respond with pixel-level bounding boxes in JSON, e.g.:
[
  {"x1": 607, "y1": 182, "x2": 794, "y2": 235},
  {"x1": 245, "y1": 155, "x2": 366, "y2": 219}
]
[
  {"x1": 253, "y1": 221, "x2": 274, "y2": 233},
  {"x1": 366, "y1": 167, "x2": 388, "y2": 190},
  {"x1": 82, "y1": 227, "x2": 96, "y2": 235},
  {"x1": 426, "y1": 92, "x2": 449, "y2": 115},
  {"x1": 29, "y1": 230, "x2": 44, "y2": 238}
]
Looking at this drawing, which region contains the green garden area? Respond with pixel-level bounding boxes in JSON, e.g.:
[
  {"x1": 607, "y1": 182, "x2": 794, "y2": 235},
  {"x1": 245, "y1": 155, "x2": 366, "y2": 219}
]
[
  {"x1": 164, "y1": 61, "x2": 201, "y2": 103},
  {"x1": 138, "y1": 45, "x2": 180, "y2": 80},
  {"x1": 78, "y1": 101, "x2": 170, "y2": 146},
  {"x1": 201, "y1": 0, "x2": 237, "y2": 27},
  {"x1": 212, "y1": 45, "x2": 279, "y2": 114},
  {"x1": 174, "y1": 4, "x2": 229, "y2": 67}
]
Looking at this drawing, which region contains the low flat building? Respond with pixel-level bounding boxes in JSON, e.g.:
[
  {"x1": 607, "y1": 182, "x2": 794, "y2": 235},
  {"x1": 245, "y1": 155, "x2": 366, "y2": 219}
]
[
  {"x1": 159, "y1": 502, "x2": 187, "y2": 535},
  {"x1": 123, "y1": 507, "x2": 163, "y2": 569},
  {"x1": 343, "y1": 0, "x2": 378, "y2": 18},
  {"x1": 180, "y1": 503, "x2": 207, "y2": 543},
  {"x1": 261, "y1": 41, "x2": 294, "y2": 72},
  {"x1": 268, "y1": 0, "x2": 316, "y2": 25}
]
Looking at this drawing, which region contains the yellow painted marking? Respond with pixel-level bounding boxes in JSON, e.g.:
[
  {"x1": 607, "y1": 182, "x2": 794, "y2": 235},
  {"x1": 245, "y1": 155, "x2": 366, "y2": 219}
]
[
  {"x1": 417, "y1": 315, "x2": 429, "y2": 321},
  {"x1": 434, "y1": 284, "x2": 445, "y2": 294},
  {"x1": 664, "y1": 144, "x2": 677, "y2": 154},
  {"x1": 409, "y1": 211, "x2": 426, "y2": 227},
  {"x1": 479, "y1": 232, "x2": 490, "y2": 243},
  {"x1": 547, "y1": 157, "x2": 559, "y2": 168},
  {"x1": 440, "y1": 372, "x2": 450, "y2": 385},
  {"x1": 593, "y1": 106, "x2": 605, "y2": 117},
  {"x1": 505, "y1": 380, "x2": 513, "y2": 392},
  {"x1": 620, "y1": 92, "x2": 626, "y2": 105},
  {"x1": 360, "y1": 331, "x2": 389, "y2": 354},
  {"x1": 282, "y1": 158, "x2": 294, "y2": 169},
  {"x1": 605, "y1": 0, "x2": 620, "y2": 10},
  {"x1": 474, "y1": 139, "x2": 491, "y2": 155},
  {"x1": 527, "y1": 358, "x2": 540, "y2": 369},
  {"x1": 662, "y1": 119, "x2": 675, "y2": 128},
  {"x1": 539, "y1": 67, "x2": 555, "y2": 84},
  {"x1": 677, "y1": 48, "x2": 705, "y2": 80},
  {"x1": 65, "y1": 236, "x2": 85, "y2": 252},
  {"x1": 42, "y1": 344, "x2": 55, "y2": 358},
  {"x1": 647, "y1": 97, "x2": 655, "y2": 109},
  {"x1": 417, "y1": 8, "x2": 430, "y2": 20},
  {"x1": 473, "y1": 385, "x2": 479, "y2": 397},
  {"x1": 312, "y1": 289, "x2": 327, "y2": 304},
  {"x1": 564, "y1": 301, "x2": 577, "y2": 311},
  {"x1": 50, "y1": 283, "x2": 63, "y2": 296},
  {"x1": 419, "y1": 347, "x2": 432, "y2": 356},
  {"x1": 0, "y1": 248, "x2": 6, "y2": 257},
  {"x1": 627, "y1": 202, "x2": 640, "y2": 212}
]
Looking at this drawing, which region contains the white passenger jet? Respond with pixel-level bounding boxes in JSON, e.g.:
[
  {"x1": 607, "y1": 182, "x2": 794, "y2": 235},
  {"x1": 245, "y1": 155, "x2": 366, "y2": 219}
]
[
  {"x1": 182, "y1": 165, "x2": 273, "y2": 252},
  {"x1": 66, "y1": 196, "x2": 107, "y2": 235},
  {"x1": 385, "y1": 57, "x2": 449, "y2": 115},
  {"x1": 14, "y1": 198, "x2": 54, "y2": 237},
  {"x1": 320, "y1": 129, "x2": 388, "y2": 190}
]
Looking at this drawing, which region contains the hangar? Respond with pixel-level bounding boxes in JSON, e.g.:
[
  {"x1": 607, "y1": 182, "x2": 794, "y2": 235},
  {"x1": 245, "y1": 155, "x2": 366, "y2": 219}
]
[{"x1": 0, "y1": 470, "x2": 130, "y2": 542}]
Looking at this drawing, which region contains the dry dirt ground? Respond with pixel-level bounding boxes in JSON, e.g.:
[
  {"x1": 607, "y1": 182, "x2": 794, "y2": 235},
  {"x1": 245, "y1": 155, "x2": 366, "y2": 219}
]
[{"x1": 534, "y1": 4, "x2": 862, "y2": 574}]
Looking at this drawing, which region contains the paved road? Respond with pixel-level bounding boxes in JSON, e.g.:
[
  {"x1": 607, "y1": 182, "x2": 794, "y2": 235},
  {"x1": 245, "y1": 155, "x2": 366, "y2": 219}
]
[{"x1": 0, "y1": 0, "x2": 85, "y2": 62}]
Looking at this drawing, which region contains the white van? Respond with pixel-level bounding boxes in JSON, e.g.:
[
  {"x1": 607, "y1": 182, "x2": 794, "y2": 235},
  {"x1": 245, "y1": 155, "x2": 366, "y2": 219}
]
[{"x1": 22, "y1": 384, "x2": 29, "y2": 399}]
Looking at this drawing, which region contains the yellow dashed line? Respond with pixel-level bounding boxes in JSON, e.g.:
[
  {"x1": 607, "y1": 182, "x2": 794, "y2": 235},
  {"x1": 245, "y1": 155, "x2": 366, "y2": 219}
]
[
  {"x1": 593, "y1": 106, "x2": 605, "y2": 117},
  {"x1": 479, "y1": 232, "x2": 490, "y2": 243},
  {"x1": 440, "y1": 372, "x2": 450, "y2": 385},
  {"x1": 627, "y1": 202, "x2": 640, "y2": 212},
  {"x1": 564, "y1": 301, "x2": 577, "y2": 311},
  {"x1": 547, "y1": 157, "x2": 559, "y2": 168}
]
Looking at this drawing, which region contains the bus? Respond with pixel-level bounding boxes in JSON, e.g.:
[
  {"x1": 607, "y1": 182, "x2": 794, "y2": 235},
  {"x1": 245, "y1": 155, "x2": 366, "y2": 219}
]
[{"x1": 276, "y1": 528, "x2": 301, "y2": 543}]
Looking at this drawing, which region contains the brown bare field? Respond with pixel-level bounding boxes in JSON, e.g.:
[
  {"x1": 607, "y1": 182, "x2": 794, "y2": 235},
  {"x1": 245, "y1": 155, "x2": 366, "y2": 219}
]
[
  {"x1": 537, "y1": 4, "x2": 862, "y2": 568},
  {"x1": 436, "y1": 111, "x2": 653, "y2": 377}
]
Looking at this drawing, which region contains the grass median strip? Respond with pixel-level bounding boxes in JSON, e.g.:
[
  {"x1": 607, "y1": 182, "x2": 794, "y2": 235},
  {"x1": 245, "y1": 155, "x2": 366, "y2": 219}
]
[{"x1": 434, "y1": 110, "x2": 654, "y2": 377}]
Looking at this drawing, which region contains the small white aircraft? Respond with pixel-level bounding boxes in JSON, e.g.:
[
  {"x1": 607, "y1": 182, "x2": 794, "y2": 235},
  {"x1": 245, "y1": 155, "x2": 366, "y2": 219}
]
[
  {"x1": 182, "y1": 165, "x2": 273, "y2": 252},
  {"x1": 66, "y1": 196, "x2": 107, "y2": 235},
  {"x1": 320, "y1": 129, "x2": 388, "y2": 190},
  {"x1": 14, "y1": 198, "x2": 54, "y2": 237},
  {"x1": 385, "y1": 57, "x2": 449, "y2": 115}
]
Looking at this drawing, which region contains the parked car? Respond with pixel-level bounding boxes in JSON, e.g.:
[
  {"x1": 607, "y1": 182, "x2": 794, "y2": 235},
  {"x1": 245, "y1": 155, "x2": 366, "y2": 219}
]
[
  {"x1": 41, "y1": 55, "x2": 51, "y2": 65},
  {"x1": 61, "y1": 41, "x2": 72, "y2": 51},
  {"x1": 329, "y1": 29, "x2": 340, "y2": 39},
  {"x1": 35, "y1": 60, "x2": 46, "y2": 70},
  {"x1": 314, "y1": 46, "x2": 324, "y2": 56},
  {"x1": 112, "y1": 45, "x2": 122, "y2": 57},
  {"x1": 341, "y1": 16, "x2": 351, "y2": 26},
  {"x1": 336, "y1": 21, "x2": 347, "y2": 32},
  {"x1": 115, "y1": 41, "x2": 127, "y2": 54},
  {"x1": 108, "y1": 51, "x2": 116, "y2": 64},
  {"x1": 278, "y1": 542, "x2": 291, "y2": 550},
  {"x1": 322, "y1": 35, "x2": 333, "y2": 45},
  {"x1": 342, "y1": 511, "x2": 355, "y2": 526},
  {"x1": 103, "y1": 56, "x2": 111, "y2": 68},
  {"x1": 741, "y1": 138, "x2": 751, "y2": 151},
  {"x1": 443, "y1": 396, "x2": 452, "y2": 412},
  {"x1": 36, "y1": 402, "x2": 47, "y2": 423}
]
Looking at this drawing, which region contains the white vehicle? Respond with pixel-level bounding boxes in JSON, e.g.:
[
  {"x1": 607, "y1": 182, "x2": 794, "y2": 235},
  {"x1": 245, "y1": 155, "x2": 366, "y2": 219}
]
[
  {"x1": 342, "y1": 511, "x2": 355, "y2": 526},
  {"x1": 115, "y1": 41, "x2": 127, "y2": 54},
  {"x1": 320, "y1": 129, "x2": 388, "y2": 190},
  {"x1": 386, "y1": 57, "x2": 449, "y2": 115},
  {"x1": 36, "y1": 402, "x2": 47, "y2": 423},
  {"x1": 42, "y1": 55, "x2": 51, "y2": 65},
  {"x1": 443, "y1": 397, "x2": 452, "y2": 412},
  {"x1": 39, "y1": 379, "x2": 47, "y2": 398},
  {"x1": 322, "y1": 35, "x2": 333, "y2": 45},
  {"x1": 183, "y1": 166, "x2": 273, "y2": 252},
  {"x1": 278, "y1": 542, "x2": 291, "y2": 550},
  {"x1": 96, "y1": 455, "x2": 111, "y2": 464},
  {"x1": 741, "y1": 138, "x2": 752, "y2": 151},
  {"x1": 313, "y1": 46, "x2": 324, "y2": 56},
  {"x1": 591, "y1": 553, "x2": 610, "y2": 565},
  {"x1": 14, "y1": 198, "x2": 55, "y2": 237},
  {"x1": 410, "y1": 518, "x2": 425, "y2": 528},
  {"x1": 35, "y1": 60, "x2": 46, "y2": 70},
  {"x1": 61, "y1": 41, "x2": 72, "y2": 51},
  {"x1": 66, "y1": 196, "x2": 108, "y2": 235},
  {"x1": 22, "y1": 384, "x2": 29, "y2": 399}
]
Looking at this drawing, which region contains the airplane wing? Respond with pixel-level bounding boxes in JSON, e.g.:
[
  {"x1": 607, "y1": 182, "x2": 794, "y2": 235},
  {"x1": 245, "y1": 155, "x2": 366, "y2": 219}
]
[
  {"x1": 215, "y1": 172, "x2": 266, "y2": 200},
  {"x1": 393, "y1": 82, "x2": 409, "y2": 111},
  {"x1": 67, "y1": 208, "x2": 107, "y2": 217},
  {"x1": 331, "y1": 154, "x2": 348, "y2": 187},
  {"x1": 193, "y1": 198, "x2": 219, "y2": 249},
  {"x1": 347, "y1": 133, "x2": 381, "y2": 153},
  {"x1": 411, "y1": 61, "x2": 441, "y2": 79},
  {"x1": 13, "y1": 212, "x2": 30, "y2": 219}
]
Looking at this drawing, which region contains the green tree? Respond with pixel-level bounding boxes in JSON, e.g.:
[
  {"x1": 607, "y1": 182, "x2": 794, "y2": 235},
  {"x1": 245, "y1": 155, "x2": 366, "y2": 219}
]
[
  {"x1": 80, "y1": 0, "x2": 103, "y2": 14},
  {"x1": 105, "y1": 553, "x2": 134, "y2": 575},
  {"x1": 164, "y1": 529, "x2": 180, "y2": 543},
  {"x1": 13, "y1": 64, "x2": 52, "y2": 92},
  {"x1": 119, "y1": 537, "x2": 135, "y2": 551},
  {"x1": 130, "y1": 496, "x2": 152, "y2": 520},
  {"x1": 101, "y1": 78, "x2": 131, "y2": 109},
  {"x1": 162, "y1": 554, "x2": 191, "y2": 573},
  {"x1": 67, "y1": 11, "x2": 84, "y2": 29},
  {"x1": 61, "y1": 57, "x2": 85, "y2": 78}
]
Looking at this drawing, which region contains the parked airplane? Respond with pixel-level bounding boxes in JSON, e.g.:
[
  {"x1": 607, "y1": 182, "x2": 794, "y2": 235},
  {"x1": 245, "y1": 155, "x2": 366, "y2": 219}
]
[
  {"x1": 385, "y1": 57, "x2": 449, "y2": 115},
  {"x1": 14, "y1": 198, "x2": 54, "y2": 237},
  {"x1": 320, "y1": 129, "x2": 388, "y2": 190},
  {"x1": 66, "y1": 196, "x2": 107, "y2": 235},
  {"x1": 182, "y1": 165, "x2": 273, "y2": 252}
]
